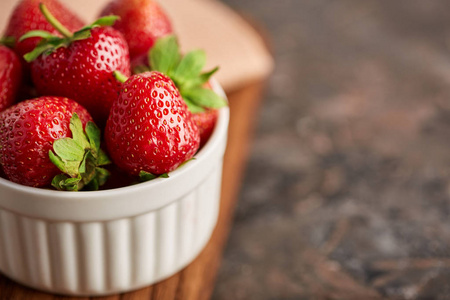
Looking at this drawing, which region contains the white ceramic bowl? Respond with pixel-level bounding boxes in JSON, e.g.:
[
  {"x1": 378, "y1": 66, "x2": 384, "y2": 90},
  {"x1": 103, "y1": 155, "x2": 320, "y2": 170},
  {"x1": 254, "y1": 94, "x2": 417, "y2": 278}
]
[{"x1": 0, "y1": 84, "x2": 229, "y2": 296}]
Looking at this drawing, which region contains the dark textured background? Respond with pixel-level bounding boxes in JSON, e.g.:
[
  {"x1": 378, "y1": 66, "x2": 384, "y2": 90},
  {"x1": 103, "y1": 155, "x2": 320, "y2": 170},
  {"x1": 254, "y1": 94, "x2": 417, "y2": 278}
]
[{"x1": 214, "y1": 1, "x2": 450, "y2": 299}]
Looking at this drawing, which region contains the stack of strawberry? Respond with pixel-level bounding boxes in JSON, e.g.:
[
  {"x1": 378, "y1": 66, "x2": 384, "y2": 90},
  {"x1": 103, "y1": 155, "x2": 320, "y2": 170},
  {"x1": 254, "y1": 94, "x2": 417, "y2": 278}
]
[{"x1": 0, "y1": 0, "x2": 226, "y2": 191}]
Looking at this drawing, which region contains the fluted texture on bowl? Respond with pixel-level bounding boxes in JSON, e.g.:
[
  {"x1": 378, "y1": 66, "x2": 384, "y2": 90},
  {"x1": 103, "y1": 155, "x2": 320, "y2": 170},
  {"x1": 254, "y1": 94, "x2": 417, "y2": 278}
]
[{"x1": 0, "y1": 161, "x2": 222, "y2": 296}]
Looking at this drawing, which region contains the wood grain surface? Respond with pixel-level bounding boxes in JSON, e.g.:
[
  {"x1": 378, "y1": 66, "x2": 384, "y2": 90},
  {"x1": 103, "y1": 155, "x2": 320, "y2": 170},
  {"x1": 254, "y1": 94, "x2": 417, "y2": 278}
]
[{"x1": 0, "y1": 81, "x2": 267, "y2": 300}]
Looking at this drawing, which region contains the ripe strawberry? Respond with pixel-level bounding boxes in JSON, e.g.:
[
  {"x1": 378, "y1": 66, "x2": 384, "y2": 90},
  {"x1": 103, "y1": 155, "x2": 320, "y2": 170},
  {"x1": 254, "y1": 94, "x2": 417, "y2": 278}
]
[
  {"x1": 0, "y1": 97, "x2": 111, "y2": 190},
  {"x1": 0, "y1": 45, "x2": 22, "y2": 112},
  {"x1": 141, "y1": 35, "x2": 227, "y2": 147},
  {"x1": 192, "y1": 109, "x2": 219, "y2": 148},
  {"x1": 99, "y1": 0, "x2": 173, "y2": 61},
  {"x1": 105, "y1": 71, "x2": 200, "y2": 177},
  {"x1": 20, "y1": 4, "x2": 131, "y2": 125},
  {"x1": 2, "y1": 0, "x2": 84, "y2": 70}
]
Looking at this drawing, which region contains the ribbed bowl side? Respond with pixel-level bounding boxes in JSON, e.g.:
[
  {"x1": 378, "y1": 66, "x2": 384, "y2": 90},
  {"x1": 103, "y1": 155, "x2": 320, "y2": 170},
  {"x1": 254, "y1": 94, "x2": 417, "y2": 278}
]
[{"x1": 0, "y1": 161, "x2": 223, "y2": 296}]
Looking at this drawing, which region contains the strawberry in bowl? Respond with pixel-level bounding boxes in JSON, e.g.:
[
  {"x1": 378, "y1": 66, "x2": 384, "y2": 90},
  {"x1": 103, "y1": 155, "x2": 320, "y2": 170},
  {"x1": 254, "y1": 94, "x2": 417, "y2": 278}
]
[
  {"x1": 99, "y1": 0, "x2": 173, "y2": 64},
  {"x1": 0, "y1": 97, "x2": 110, "y2": 190},
  {"x1": 20, "y1": 3, "x2": 131, "y2": 126},
  {"x1": 106, "y1": 71, "x2": 200, "y2": 178},
  {"x1": 2, "y1": 0, "x2": 84, "y2": 74},
  {"x1": 0, "y1": 45, "x2": 22, "y2": 112}
]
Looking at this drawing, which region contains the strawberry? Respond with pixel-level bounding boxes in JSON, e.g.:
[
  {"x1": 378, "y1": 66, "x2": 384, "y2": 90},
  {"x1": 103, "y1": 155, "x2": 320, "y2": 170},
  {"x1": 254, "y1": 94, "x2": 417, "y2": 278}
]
[
  {"x1": 2, "y1": 0, "x2": 84, "y2": 71},
  {"x1": 139, "y1": 35, "x2": 227, "y2": 146},
  {"x1": 105, "y1": 71, "x2": 200, "y2": 178},
  {"x1": 20, "y1": 4, "x2": 131, "y2": 125},
  {"x1": 0, "y1": 97, "x2": 111, "y2": 190},
  {"x1": 192, "y1": 108, "x2": 219, "y2": 148},
  {"x1": 99, "y1": 0, "x2": 173, "y2": 61},
  {"x1": 0, "y1": 45, "x2": 22, "y2": 112}
]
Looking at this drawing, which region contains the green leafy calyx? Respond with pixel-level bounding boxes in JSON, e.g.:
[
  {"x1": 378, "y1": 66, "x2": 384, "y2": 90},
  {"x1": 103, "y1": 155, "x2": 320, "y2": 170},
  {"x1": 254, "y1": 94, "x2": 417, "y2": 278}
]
[
  {"x1": 139, "y1": 171, "x2": 169, "y2": 182},
  {"x1": 49, "y1": 113, "x2": 111, "y2": 191},
  {"x1": 20, "y1": 3, "x2": 119, "y2": 62},
  {"x1": 144, "y1": 35, "x2": 227, "y2": 113}
]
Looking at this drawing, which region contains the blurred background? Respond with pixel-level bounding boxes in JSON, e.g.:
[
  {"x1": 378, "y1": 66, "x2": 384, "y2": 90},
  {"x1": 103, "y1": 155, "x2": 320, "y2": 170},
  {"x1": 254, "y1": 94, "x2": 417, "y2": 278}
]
[{"x1": 214, "y1": 0, "x2": 450, "y2": 299}]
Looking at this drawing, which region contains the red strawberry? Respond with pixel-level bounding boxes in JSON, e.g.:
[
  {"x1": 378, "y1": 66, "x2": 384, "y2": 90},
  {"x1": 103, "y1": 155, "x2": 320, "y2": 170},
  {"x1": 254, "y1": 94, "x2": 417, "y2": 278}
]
[
  {"x1": 3, "y1": 0, "x2": 84, "y2": 70},
  {"x1": 0, "y1": 97, "x2": 83, "y2": 186},
  {"x1": 0, "y1": 97, "x2": 111, "y2": 190},
  {"x1": 20, "y1": 4, "x2": 131, "y2": 125},
  {"x1": 192, "y1": 108, "x2": 218, "y2": 148},
  {"x1": 105, "y1": 71, "x2": 200, "y2": 177},
  {"x1": 100, "y1": 0, "x2": 173, "y2": 61},
  {"x1": 0, "y1": 45, "x2": 22, "y2": 112}
]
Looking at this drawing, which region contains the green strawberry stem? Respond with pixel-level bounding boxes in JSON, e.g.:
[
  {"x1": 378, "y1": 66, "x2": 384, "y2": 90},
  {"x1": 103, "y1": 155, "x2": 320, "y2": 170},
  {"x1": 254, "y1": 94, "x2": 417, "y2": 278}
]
[
  {"x1": 49, "y1": 113, "x2": 111, "y2": 191},
  {"x1": 20, "y1": 7, "x2": 119, "y2": 63},
  {"x1": 143, "y1": 35, "x2": 227, "y2": 113},
  {"x1": 39, "y1": 3, "x2": 72, "y2": 38},
  {"x1": 0, "y1": 36, "x2": 15, "y2": 48},
  {"x1": 113, "y1": 70, "x2": 128, "y2": 83},
  {"x1": 139, "y1": 171, "x2": 169, "y2": 182},
  {"x1": 138, "y1": 157, "x2": 195, "y2": 182}
]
